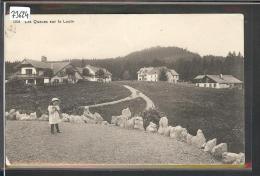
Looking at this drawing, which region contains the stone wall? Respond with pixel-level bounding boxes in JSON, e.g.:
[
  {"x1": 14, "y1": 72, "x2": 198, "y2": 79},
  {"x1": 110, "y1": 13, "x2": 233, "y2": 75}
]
[{"x1": 6, "y1": 107, "x2": 245, "y2": 165}]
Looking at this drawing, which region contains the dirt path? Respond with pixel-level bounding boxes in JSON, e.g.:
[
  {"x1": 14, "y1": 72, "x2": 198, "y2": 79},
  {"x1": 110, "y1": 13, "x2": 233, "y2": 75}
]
[
  {"x1": 6, "y1": 121, "x2": 220, "y2": 165},
  {"x1": 86, "y1": 85, "x2": 155, "y2": 110}
]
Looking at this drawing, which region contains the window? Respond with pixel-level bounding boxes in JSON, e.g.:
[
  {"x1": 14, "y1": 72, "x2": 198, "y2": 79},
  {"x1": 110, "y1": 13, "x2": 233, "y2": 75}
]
[
  {"x1": 25, "y1": 69, "x2": 33, "y2": 75},
  {"x1": 27, "y1": 79, "x2": 34, "y2": 84},
  {"x1": 54, "y1": 79, "x2": 59, "y2": 83}
]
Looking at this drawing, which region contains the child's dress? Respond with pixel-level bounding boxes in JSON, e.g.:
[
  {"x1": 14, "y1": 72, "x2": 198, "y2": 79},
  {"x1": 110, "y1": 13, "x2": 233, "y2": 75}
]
[{"x1": 48, "y1": 105, "x2": 61, "y2": 124}]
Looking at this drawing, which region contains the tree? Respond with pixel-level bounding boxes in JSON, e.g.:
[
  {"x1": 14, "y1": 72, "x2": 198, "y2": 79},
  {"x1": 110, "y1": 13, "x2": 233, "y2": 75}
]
[
  {"x1": 65, "y1": 67, "x2": 75, "y2": 75},
  {"x1": 82, "y1": 68, "x2": 91, "y2": 77},
  {"x1": 123, "y1": 70, "x2": 131, "y2": 80},
  {"x1": 159, "y1": 69, "x2": 168, "y2": 81},
  {"x1": 96, "y1": 69, "x2": 105, "y2": 79}
]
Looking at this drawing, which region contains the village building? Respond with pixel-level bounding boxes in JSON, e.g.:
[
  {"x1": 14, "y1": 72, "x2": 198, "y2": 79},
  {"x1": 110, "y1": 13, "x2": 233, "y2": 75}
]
[
  {"x1": 78, "y1": 65, "x2": 112, "y2": 83},
  {"x1": 137, "y1": 67, "x2": 179, "y2": 83},
  {"x1": 13, "y1": 57, "x2": 83, "y2": 85},
  {"x1": 193, "y1": 74, "x2": 243, "y2": 89}
]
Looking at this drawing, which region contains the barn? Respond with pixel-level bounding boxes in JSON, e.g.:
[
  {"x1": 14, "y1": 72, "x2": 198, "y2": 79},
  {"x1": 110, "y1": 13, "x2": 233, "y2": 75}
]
[{"x1": 193, "y1": 74, "x2": 243, "y2": 89}]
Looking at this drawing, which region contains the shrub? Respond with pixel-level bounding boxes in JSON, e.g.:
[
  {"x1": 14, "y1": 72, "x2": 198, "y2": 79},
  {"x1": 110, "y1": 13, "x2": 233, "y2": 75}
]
[
  {"x1": 140, "y1": 107, "x2": 165, "y2": 129},
  {"x1": 6, "y1": 77, "x2": 28, "y2": 94}
]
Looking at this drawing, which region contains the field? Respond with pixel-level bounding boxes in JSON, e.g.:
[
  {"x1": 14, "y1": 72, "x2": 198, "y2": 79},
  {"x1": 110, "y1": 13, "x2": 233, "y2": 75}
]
[
  {"x1": 115, "y1": 81, "x2": 245, "y2": 153},
  {"x1": 6, "y1": 80, "x2": 245, "y2": 154},
  {"x1": 6, "y1": 121, "x2": 219, "y2": 165},
  {"x1": 5, "y1": 82, "x2": 131, "y2": 115}
]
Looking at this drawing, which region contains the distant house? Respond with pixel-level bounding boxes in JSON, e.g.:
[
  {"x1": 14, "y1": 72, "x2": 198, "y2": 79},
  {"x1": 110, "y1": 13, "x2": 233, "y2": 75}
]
[
  {"x1": 193, "y1": 74, "x2": 243, "y2": 89},
  {"x1": 79, "y1": 65, "x2": 112, "y2": 82},
  {"x1": 13, "y1": 57, "x2": 83, "y2": 85},
  {"x1": 137, "y1": 67, "x2": 179, "y2": 83}
]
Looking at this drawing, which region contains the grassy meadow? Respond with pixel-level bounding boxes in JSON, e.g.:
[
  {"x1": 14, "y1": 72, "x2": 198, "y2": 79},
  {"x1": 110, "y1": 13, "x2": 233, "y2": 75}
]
[
  {"x1": 115, "y1": 81, "x2": 245, "y2": 153},
  {"x1": 5, "y1": 82, "x2": 131, "y2": 115}
]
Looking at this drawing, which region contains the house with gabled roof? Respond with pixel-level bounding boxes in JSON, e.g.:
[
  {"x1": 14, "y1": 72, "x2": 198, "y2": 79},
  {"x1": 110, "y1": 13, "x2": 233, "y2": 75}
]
[
  {"x1": 137, "y1": 66, "x2": 179, "y2": 83},
  {"x1": 79, "y1": 65, "x2": 112, "y2": 82},
  {"x1": 13, "y1": 56, "x2": 83, "y2": 85},
  {"x1": 193, "y1": 74, "x2": 243, "y2": 89}
]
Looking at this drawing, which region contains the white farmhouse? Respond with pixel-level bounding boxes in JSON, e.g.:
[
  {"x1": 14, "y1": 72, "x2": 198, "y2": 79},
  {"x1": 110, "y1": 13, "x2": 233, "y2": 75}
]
[
  {"x1": 13, "y1": 57, "x2": 83, "y2": 85},
  {"x1": 137, "y1": 67, "x2": 179, "y2": 83},
  {"x1": 193, "y1": 74, "x2": 243, "y2": 89},
  {"x1": 80, "y1": 65, "x2": 112, "y2": 82}
]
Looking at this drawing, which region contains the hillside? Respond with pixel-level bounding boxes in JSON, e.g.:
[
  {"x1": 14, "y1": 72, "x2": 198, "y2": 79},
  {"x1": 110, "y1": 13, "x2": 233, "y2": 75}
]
[
  {"x1": 69, "y1": 46, "x2": 243, "y2": 81},
  {"x1": 117, "y1": 81, "x2": 245, "y2": 153},
  {"x1": 117, "y1": 46, "x2": 201, "y2": 63}
]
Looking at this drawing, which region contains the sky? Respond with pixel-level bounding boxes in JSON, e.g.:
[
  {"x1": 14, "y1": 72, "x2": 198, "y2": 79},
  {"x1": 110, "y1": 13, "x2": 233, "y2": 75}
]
[{"x1": 4, "y1": 14, "x2": 244, "y2": 62}]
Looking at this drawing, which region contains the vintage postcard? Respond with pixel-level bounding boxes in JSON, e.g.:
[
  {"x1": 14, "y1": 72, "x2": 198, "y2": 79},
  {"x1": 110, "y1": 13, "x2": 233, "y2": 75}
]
[{"x1": 4, "y1": 13, "x2": 245, "y2": 167}]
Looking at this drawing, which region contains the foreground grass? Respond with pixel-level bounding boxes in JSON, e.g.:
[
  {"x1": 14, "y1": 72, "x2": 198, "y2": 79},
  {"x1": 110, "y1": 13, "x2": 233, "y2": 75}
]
[
  {"x1": 90, "y1": 98, "x2": 146, "y2": 123},
  {"x1": 5, "y1": 82, "x2": 130, "y2": 114},
  {"x1": 6, "y1": 121, "x2": 219, "y2": 165},
  {"x1": 115, "y1": 81, "x2": 244, "y2": 153}
]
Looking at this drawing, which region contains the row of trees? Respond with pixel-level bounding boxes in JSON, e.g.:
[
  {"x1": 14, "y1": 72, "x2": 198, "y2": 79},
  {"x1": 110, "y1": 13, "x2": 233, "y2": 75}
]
[{"x1": 69, "y1": 51, "x2": 244, "y2": 81}]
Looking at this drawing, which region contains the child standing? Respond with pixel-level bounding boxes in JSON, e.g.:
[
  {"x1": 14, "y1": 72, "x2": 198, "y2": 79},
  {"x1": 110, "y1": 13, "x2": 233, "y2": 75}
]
[{"x1": 48, "y1": 98, "x2": 62, "y2": 134}]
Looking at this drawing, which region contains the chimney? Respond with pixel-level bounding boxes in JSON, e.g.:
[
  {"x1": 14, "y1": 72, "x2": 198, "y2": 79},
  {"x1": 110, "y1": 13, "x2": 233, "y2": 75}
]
[
  {"x1": 220, "y1": 74, "x2": 223, "y2": 79},
  {"x1": 41, "y1": 56, "x2": 47, "y2": 62}
]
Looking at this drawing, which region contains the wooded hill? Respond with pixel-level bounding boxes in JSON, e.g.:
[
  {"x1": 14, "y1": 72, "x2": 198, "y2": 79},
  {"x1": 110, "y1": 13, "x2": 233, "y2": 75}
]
[
  {"x1": 5, "y1": 46, "x2": 244, "y2": 81},
  {"x1": 69, "y1": 46, "x2": 244, "y2": 81}
]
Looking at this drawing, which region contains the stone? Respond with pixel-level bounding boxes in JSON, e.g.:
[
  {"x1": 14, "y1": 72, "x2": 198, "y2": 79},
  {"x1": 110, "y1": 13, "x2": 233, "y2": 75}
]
[
  {"x1": 84, "y1": 117, "x2": 96, "y2": 124},
  {"x1": 158, "y1": 117, "x2": 169, "y2": 135},
  {"x1": 117, "y1": 115, "x2": 128, "y2": 128},
  {"x1": 222, "y1": 152, "x2": 245, "y2": 164},
  {"x1": 222, "y1": 152, "x2": 240, "y2": 164},
  {"x1": 101, "y1": 121, "x2": 109, "y2": 125},
  {"x1": 211, "y1": 143, "x2": 228, "y2": 157},
  {"x1": 83, "y1": 106, "x2": 94, "y2": 119},
  {"x1": 179, "y1": 128, "x2": 188, "y2": 142},
  {"x1": 186, "y1": 133, "x2": 194, "y2": 144},
  {"x1": 191, "y1": 129, "x2": 206, "y2": 148},
  {"x1": 170, "y1": 126, "x2": 187, "y2": 141},
  {"x1": 232, "y1": 153, "x2": 245, "y2": 164},
  {"x1": 20, "y1": 113, "x2": 30, "y2": 121},
  {"x1": 70, "y1": 115, "x2": 85, "y2": 123},
  {"x1": 111, "y1": 116, "x2": 120, "y2": 125},
  {"x1": 8, "y1": 109, "x2": 16, "y2": 120},
  {"x1": 93, "y1": 112, "x2": 104, "y2": 123},
  {"x1": 122, "y1": 107, "x2": 131, "y2": 119},
  {"x1": 29, "y1": 112, "x2": 37, "y2": 120},
  {"x1": 204, "y1": 138, "x2": 217, "y2": 152},
  {"x1": 164, "y1": 126, "x2": 173, "y2": 136},
  {"x1": 39, "y1": 114, "x2": 49, "y2": 121},
  {"x1": 126, "y1": 117, "x2": 135, "y2": 129},
  {"x1": 15, "y1": 111, "x2": 22, "y2": 120},
  {"x1": 146, "y1": 122, "x2": 157, "y2": 133},
  {"x1": 133, "y1": 116, "x2": 144, "y2": 130},
  {"x1": 61, "y1": 113, "x2": 69, "y2": 122},
  {"x1": 159, "y1": 116, "x2": 168, "y2": 128}
]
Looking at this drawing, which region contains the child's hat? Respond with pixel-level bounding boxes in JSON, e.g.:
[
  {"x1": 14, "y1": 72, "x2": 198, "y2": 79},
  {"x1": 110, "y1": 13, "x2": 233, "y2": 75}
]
[{"x1": 51, "y1": 98, "x2": 60, "y2": 102}]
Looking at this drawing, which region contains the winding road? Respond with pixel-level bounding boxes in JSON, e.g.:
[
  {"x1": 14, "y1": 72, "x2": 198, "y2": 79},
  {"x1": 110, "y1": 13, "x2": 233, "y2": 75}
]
[{"x1": 86, "y1": 85, "x2": 155, "y2": 110}]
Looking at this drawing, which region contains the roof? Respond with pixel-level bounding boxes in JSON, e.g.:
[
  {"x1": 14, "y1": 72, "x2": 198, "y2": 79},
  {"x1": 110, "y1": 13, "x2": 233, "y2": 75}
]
[
  {"x1": 16, "y1": 59, "x2": 76, "y2": 75},
  {"x1": 169, "y1": 69, "x2": 179, "y2": 76},
  {"x1": 16, "y1": 59, "x2": 50, "y2": 69},
  {"x1": 194, "y1": 74, "x2": 243, "y2": 84},
  {"x1": 85, "y1": 65, "x2": 112, "y2": 75},
  {"x1": 48, "y1": 61, "x2": 71, "y2": 75}
]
